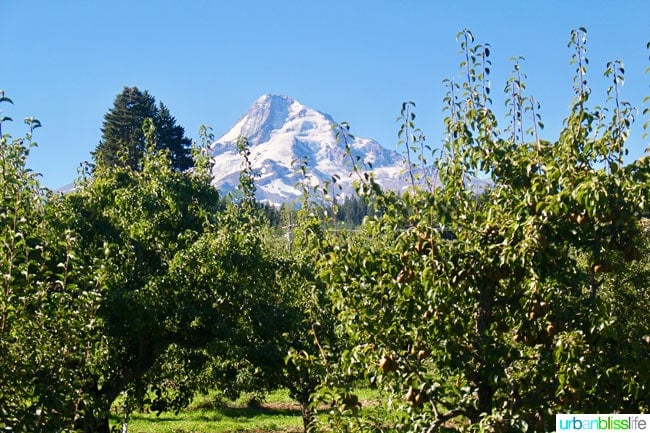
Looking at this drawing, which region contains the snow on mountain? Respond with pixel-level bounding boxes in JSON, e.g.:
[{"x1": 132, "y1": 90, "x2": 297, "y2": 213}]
[{"x1": 209, "y1": 94, "x2": 409, "y2": 206}]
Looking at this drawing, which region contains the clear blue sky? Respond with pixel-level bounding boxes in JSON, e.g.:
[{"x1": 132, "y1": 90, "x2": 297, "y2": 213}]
[{"x1": 2, "y1": 0, "x2": 649, "y2": 188}]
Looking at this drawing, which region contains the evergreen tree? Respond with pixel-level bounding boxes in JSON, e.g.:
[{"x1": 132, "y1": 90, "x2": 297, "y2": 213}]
[
  {"x1": 93, "y1": 87, "x2": 193, "y2": 172},
  {"x1": 155, "y1": 102, "x2": 193, "y2": 171}
]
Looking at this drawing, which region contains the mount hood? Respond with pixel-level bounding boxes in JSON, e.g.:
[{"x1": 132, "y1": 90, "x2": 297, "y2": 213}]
[{"x1": 209, "y1": 94, "x2": 409, "y2": 206}]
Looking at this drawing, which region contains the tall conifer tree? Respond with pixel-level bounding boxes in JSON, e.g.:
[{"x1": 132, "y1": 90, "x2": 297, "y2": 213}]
[
  {"x1": 93, "y1": 87, "x2": 193, "y2": 171},
  {"x1": 155, "y1": 102, "x2": 193, "y2": 171}
]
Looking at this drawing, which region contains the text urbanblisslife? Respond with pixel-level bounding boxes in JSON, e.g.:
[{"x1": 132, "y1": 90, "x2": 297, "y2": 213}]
[{"x1": 557, "y1": 415, "x2": 648, "y2": 431}]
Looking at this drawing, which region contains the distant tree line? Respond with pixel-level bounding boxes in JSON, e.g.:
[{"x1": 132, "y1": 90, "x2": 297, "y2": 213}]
[{"x1": 260, "y1": 195, "x2": 376, "y2": 231}]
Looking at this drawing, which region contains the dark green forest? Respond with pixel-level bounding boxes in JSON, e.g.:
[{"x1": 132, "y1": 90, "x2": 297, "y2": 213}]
[{"x1": 1, "y1": 29, "x2": 649, "y2": 433}]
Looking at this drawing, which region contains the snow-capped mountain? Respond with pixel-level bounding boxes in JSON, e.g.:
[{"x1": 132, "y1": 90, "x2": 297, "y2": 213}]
[{"x1": 209, "y1": 94, "x2": 408, "y2": 206}]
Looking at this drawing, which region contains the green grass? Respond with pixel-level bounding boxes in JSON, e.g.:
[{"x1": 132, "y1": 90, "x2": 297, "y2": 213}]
[
  {"x1": 111, "y1": 390, "x2": 304, "y2": 433},
  {"x1": 111, "y1": 388, "x2": 387, "y2": 433}
]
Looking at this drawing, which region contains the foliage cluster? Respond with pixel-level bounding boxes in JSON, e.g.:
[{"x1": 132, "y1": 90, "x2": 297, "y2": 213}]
[
  {"x1": 306, "y1": 29, "x2": 650, "y2": 433},
  {"x1": 0, "y1": 98, "x2": 319, "y2": 432}
]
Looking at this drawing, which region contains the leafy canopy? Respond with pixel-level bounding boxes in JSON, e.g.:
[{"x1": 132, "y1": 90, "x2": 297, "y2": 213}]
[{"x1": 310, "y1": 28, "x2": 650, "y2": 433}]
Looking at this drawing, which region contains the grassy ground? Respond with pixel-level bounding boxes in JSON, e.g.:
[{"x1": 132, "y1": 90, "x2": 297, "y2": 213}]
[
  {"x1": 111, "y1": 390, "x2": 304, "y2": 433},
  {"x1": 111, "y1": 388, "x2": 384, "y2": 433}
]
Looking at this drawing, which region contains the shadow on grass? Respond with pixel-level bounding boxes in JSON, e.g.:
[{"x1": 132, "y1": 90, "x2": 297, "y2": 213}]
[
  {"x1": 216, "y1": 405, "x2": 302, "y2": 419},
  {"x1": 113, "y1": 402, "x2": 303, "y2": 425}
]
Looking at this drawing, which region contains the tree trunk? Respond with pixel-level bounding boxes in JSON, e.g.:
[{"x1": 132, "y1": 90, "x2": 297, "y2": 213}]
[
  {"x1": 470, "y1": 280, "x2": 495, "y2": 423},
  {"x1": 94, "y1": 417, "x2": 110, "y2": 433},
  {"x1": 300, "y1": 402, "x2": 315, "y2": 433},
  {"x1": 77, "y1": 412, "x2": 110, "y2": 433},
  {"x1": 286, "y1": 380, "x2": 317, "y2": 433},
  {"x1": 75, "y1": 378, "x2": 123, "y2": 433}
]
